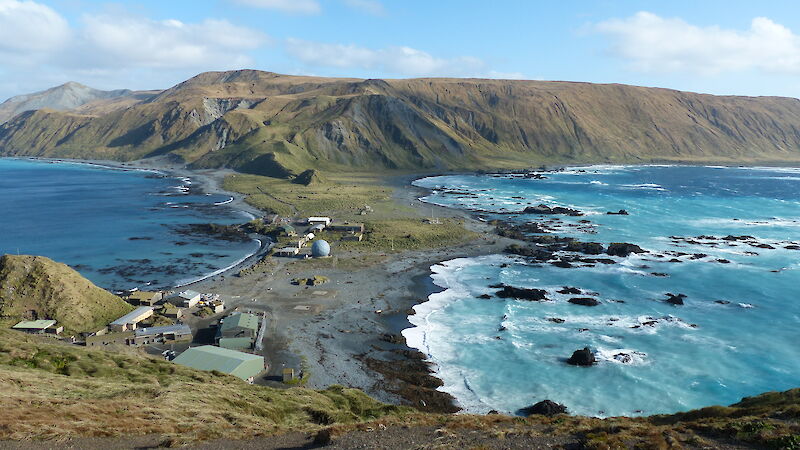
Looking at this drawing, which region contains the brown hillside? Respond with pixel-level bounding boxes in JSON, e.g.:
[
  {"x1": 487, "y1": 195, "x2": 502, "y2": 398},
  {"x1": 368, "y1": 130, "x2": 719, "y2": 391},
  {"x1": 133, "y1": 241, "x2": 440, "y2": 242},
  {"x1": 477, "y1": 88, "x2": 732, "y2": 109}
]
[
  {"x1": 0, "y1": 255, "x2": 133, "y2": 333},
  {"x1": 2, "y1": 70, "x2": 800, "y2": 173}
]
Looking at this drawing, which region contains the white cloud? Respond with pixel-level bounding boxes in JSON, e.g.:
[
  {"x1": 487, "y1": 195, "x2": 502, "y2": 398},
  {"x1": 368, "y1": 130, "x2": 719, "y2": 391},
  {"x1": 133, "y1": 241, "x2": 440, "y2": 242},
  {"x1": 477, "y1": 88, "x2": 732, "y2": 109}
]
[
  {"x1": 285, "y1": 38, "x2": 500, "y2": 77},
  {"x1": 343, "y1": 0, "x2": 385, "y2": 16},
  {"x1": 78, "y1": 15, "x2": 268, "y2": 69},
  {"x1": 231, "y1": 0, "x2": 321, "y2": 14},
  {"x1": 0, "y1": 1, "x2": 271, "y2": 100},
  {"x1": 0, "y1": 0, "x2": 70, "y2": 54},
  {"x1": 596, "y1": 12, "x2": 800, "y2": 75}
]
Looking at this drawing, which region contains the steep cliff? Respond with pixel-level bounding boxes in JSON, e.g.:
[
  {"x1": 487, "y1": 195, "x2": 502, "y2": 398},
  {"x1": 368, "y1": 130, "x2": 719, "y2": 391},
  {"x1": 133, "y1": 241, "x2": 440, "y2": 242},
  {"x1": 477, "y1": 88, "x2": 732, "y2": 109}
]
[{"x1": 2, "y1": 70, "x2": 800, "y2": 174}]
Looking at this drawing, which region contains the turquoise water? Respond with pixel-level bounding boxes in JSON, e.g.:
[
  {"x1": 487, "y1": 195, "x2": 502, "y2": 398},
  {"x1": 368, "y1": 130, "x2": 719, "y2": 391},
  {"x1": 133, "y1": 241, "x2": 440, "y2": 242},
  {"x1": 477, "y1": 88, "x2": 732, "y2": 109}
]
[
  {"x1": 0, "y1": 158, "x2": 259, "y2": 291},
  {"x1": 405, "y1": 166, "x2": 800, "y2": 417}
]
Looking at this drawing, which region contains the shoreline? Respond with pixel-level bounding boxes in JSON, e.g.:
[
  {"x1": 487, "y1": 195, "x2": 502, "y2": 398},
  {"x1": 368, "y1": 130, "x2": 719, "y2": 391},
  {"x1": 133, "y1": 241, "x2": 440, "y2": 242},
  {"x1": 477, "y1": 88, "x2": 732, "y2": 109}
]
[{"x1": 6, "y1": 156, "x2": 272, "y2": 290}]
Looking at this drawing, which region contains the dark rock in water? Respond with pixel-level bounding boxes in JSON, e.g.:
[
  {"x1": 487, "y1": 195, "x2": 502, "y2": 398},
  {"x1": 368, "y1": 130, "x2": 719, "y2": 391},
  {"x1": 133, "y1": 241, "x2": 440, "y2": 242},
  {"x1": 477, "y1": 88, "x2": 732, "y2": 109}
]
[
  {"x1": 715, "y1": 300, "x2": 731, "y2": 305},
  {"x1": 504, "y1": 245, "x2": 554, "y2": 261},
  {"x1": 606, "y1": 243, "x2": 646, "y2": 257},
  {"x1": 128, "y1": 236, "x2": 153, "y2": 241},
  {"x1": 548, "y1": 317, "x2": 565, "y2": 323},
  {"x1": 496, "y1": 285, "x2": 549, "y2": 301},
  {"x1": 717, "y1": 259, "x2": 731, "y2": 264},
  {"x1": 754, "y1": 243, "x2": 775, "y2": 249},
  {"x1": 668, "y1": 258, "x2": 682, "y2": 263},
  {"x1": 523, "y1": 204, "x2": 583, "y2": 216},
  {"x1": 488, "y1": 283, "x2": 504, "y2": 289},
  {"x1": 665, "y1": 293, "x2": 687, "y2": 305},
  {"x1": 498, "y1": 326, "x2": 507, "y2": 332},
  {"x1": 723, "y1": 235, "x2": 755, "y2": 241},
  {"x1": 518, "y1": 400, "x2": 568, "y2": 417},
  {"x1": 584, "y1": 258, "x2": 617, "y2": 265},
  {"x1": 380, "y1": 334, "x2": 405, "y2": 344},
  {"x1": 614, "y1": 353, "x2": 633, "y2": 364},
  {"x1": 785, "y1": 245, "x2": 800, "y2": 250},
  {"x1": 557, "y1": 286, "x2": 582, "y2": 295},
  {"x1": 606, "y1": 209, "x2": 629, "y2": 215},
  {"x1": 550, "y1": 260, "x2": 573, "y2": 268},
  {"x1": 487, "y1": 410, "x2": 499, "y2": 415},
  {"x1": 477, "y1": 294, "x2": 492, "y2": 299},
  {"x1": 566, "y1": 347, "x2": 596, "y2": 366},
  {"x1": 500, "y1": 263, "x2": 509, "y2": 268},
  {"x1": 565, "y1": 241, "x2": 605, "y2": 255},
  {"x1": 568, "y1": 297, "x2": 600, "y2": 307},
  {"x1": 651, "y1": 272, "x2": 669, "y2": 277},
  {"x1": 690, "y1": 253, "x2": 708, "y2": 260}
]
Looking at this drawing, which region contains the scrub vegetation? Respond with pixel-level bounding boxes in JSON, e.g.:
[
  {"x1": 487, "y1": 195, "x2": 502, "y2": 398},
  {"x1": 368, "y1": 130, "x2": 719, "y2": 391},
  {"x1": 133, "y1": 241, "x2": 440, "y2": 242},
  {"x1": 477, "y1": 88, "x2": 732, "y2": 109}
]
[{"x1": 0, "y1": 329, "x2": 798, "y2": 447}]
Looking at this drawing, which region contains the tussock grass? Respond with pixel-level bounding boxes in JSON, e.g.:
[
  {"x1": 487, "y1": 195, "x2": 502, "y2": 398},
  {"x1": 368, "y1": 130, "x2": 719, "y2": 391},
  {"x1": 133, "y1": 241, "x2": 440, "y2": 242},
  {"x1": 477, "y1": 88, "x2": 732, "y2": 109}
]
[
  {"x1": 0, "y1": 331, "x2": 407, "y2": 441},
  {"x1": 318, "y1": 218, "x2": 478, "y2": 253},
  {"x1": 0, "y1": 329, "x2": 798, "y2": 448},
  {"x1": 223, "y1": 172, "x2": 398, "y2": 220}
]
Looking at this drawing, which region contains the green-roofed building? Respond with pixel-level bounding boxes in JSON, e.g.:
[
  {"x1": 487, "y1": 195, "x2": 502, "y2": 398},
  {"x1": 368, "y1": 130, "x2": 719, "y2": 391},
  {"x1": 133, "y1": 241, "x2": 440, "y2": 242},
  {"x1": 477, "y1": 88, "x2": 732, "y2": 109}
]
[
  {"x1": 219, "y1": 337, "x2": 255, "y2": 350},
  {"x1": 12, "y1": 319, "x2": 62, "y2": 335},
  {"x1": 216, "y1": 312, "x2": 260, "y2": 349},
  {"x1": 172, "y1": 345, "x2": 265, "y2": 382},
  {"x1": 279, "y1": 225, "x2": 296, "y2": 237}
]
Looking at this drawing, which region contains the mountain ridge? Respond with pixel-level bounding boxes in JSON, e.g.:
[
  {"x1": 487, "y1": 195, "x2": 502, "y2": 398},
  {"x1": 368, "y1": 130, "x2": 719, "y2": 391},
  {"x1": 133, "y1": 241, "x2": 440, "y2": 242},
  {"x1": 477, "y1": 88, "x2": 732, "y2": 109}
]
[
  {"x1": 3, "y1": 70, "x2": 800, "y2": 174},
  {"x1": 0, "y1": 82, "x2": 159, "y2": 124}
]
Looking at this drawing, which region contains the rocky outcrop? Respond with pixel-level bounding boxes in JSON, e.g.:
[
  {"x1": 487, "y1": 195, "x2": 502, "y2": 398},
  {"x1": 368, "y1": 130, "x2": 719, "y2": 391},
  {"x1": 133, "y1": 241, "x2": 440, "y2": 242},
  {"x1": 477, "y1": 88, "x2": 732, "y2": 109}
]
[
  {"x1": 665, "y1": 293, "x2": 687, "y2": 305},
  {"x1": 523, "y1": 204, "x2": 583, "y2": 216},
  {"x1": 518, "y1": 400, "x2": 568, "y2": 417},
  {"x1": 568, "y1": 297, "x2": 600, "y2": 307},
  {"x1": 606, "y1": 243, "x2": 647, "y2": 257},
  {"x1": 495, "y1": 285, "x2": 549, "y2": 301},
  {"x1": 566, "y1": 347, "x2": 596, "y2": 366}
]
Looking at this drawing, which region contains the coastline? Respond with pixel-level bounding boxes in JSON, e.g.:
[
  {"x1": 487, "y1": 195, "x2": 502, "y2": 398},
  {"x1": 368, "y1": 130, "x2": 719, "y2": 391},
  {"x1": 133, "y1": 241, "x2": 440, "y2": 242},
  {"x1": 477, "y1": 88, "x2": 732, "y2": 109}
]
[
  {"x1": 1, "y1": 156, "x2": 514, "y2": 412},
  {"x1": 8, "y1": 156, "x2": 273, "y2": 290}
]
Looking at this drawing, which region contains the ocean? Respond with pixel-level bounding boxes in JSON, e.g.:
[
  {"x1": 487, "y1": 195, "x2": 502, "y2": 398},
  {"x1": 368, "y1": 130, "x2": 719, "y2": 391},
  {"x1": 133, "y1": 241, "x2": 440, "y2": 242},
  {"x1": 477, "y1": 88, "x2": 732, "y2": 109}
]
[
  {"x1": 405, "y1": 165, "x2": 800, "y2": 417},
  {"x1": 0, "y1": 158, "x2": 260, "y2": 291}
]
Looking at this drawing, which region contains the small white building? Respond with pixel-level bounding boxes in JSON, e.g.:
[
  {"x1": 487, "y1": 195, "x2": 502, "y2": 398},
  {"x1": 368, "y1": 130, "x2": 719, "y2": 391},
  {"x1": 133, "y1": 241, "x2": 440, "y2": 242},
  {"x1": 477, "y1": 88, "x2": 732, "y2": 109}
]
[
  {"x1": 173, "y1": 290, "x2": 202, "y2": 308},
  {"x1": 309, "y1": 223, "x2": 325, "y2": 233},
  {"x1": 275, "y1": 247, "x2": 300, "y2": 257},
  {"x1": 307, "y1": 217, "x2": 331, "y2": 226},
  {"x1": 110, "y1": 306, "x2": 154, "y2": 332},
  {"x1": 210, "y1": 299, "x2": 225, "y2": 313}
]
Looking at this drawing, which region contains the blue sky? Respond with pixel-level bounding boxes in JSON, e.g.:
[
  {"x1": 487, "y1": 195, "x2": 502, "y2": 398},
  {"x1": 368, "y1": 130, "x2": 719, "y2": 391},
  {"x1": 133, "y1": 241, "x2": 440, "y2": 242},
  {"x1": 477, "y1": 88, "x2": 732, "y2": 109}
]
[{"x1": 2, "y1": 0, "x2": 800, "y2": 99}]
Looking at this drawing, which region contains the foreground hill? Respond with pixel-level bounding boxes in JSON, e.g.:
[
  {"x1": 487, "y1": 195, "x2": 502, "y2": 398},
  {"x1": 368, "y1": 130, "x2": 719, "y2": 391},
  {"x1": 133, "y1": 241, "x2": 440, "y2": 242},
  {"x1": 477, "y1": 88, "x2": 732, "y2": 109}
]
[
  {"x1": 0, "y1": 82, "x2": 156, "y2": 124},
  {"x1": 0, "y1": 329, "x2": 797, "y2": 448},
  {"x1": 0, "y1": 255, "x2": 133, "y2": 333},
  {"x1": 2, "y1": 70, "x2": 800, "y2": 174}
]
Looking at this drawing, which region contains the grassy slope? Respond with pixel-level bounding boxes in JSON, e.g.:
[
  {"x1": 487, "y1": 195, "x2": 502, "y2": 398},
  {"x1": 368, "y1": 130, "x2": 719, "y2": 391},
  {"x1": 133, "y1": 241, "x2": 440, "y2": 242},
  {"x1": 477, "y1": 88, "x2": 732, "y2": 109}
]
[
  {"x1": 0, "y1": 330, "x2": 797, "y2": 448},
  {"x1": 0, "y1": 255, "x2": 133, "y2": 333},
  {"x1": 4, "y1": 70, "x2": 800, "y2": 172},
  {"x1": 0, "y1": 330, "x2": 406, "y2": 442},
  {"x1": 225, "y1": 171, "x2": 478, "y2": 253}
]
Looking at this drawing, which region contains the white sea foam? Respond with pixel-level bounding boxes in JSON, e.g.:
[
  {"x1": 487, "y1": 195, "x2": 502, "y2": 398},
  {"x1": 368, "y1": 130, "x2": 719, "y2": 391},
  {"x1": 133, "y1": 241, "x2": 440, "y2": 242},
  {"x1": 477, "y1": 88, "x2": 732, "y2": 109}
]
[
  {"x1": 595, "y1": 348, "x2": 648, "y2": 365},
  {"x1": 173, "y1": 238, "x2": 263, "y2": 287}
]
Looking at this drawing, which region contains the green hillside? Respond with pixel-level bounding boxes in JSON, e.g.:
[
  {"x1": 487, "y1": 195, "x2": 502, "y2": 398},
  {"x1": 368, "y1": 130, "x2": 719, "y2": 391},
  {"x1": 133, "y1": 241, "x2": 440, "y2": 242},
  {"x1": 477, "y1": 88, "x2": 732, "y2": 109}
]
[
  {"x1": 0, "y1": 328, "x2": 797, "y2": 447},
  {"x1": 0, "y1": 255, "x2": 133, "y2": 333},
  {"x1": 0, "y1": 329, "x2": 405, "y2": 443},
  {"x1": 3, "y1": 70, "x2": 800, "y2": 173}
]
